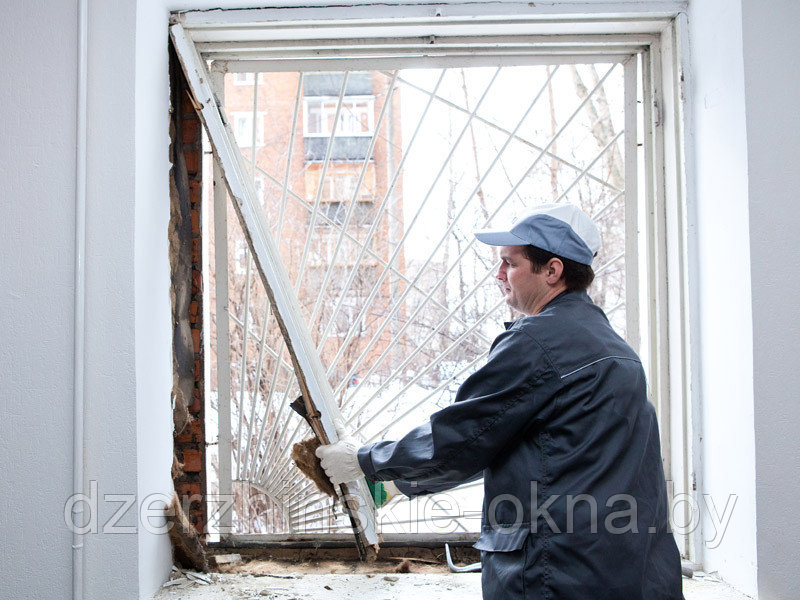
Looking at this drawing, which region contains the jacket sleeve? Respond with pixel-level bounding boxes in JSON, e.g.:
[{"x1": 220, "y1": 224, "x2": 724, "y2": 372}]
[{"x1": 356, "y1": 327, "x2": 559, "y2": 496}]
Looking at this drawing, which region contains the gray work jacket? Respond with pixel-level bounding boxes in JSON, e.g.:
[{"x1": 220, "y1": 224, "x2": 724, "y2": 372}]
[{"x1": 357, "y1": 290, "x2": 684, "y2": 599}]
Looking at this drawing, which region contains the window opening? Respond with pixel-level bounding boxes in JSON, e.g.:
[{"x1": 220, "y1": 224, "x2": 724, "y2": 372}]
[
  {"x1": 203, "y1": 61, "x2": 635, "y2": 537},
  {"x1": 172, "y1": 9, "x2": 687, "y2": 559}
]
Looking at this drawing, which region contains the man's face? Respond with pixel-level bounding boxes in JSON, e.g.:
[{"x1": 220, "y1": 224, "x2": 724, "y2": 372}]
[{"x1": 497, "y1": 245, "x2": 549, "y2": 316}]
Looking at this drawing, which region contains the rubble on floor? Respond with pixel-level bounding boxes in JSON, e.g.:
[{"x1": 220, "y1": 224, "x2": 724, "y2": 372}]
[
  {"x1": 155, "y1": 571, "x2": 482, "y2": 599},
  {"x1": 154, "y1": 563, "x2": 754, "y2": 600}
]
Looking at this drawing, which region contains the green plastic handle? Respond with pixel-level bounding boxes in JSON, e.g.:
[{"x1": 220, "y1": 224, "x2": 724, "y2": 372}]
[{"x1": 366, "y1": 480, "x2": 388, "y2": 507}]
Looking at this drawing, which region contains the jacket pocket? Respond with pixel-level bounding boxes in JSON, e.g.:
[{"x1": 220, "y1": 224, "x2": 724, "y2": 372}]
[
  {"x1": 473, "y1": 525, "x2": 529, "y2": 552},
  {"x1": 476, "y1": 527, "x2": 529, "y2": 598}
]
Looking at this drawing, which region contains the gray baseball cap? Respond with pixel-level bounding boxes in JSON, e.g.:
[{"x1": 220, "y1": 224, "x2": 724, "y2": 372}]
[{"x1": 474, "y1": 203, "x2": 601, "y2": 265}]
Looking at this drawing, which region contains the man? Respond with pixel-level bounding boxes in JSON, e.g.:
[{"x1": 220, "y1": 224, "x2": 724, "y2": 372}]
[{"x1": 317, "y1": 203, "x2": 683, "y2": 599}]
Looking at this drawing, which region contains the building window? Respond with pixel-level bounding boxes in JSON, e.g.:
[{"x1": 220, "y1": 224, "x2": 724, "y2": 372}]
[
  {"x1": 321, "y1": 201, "x2": 346, "y2": 226},
  {"x1": 316, "y1": 200, "x2": 375, "y2": 228},
  {"x1": 230, "y1": 111, "x2": 264, "y2": 148},
  {"x1": 312, "y1": 172, "x2": 372, "y2": 203},
  {"x1": 303, "y1": 96, "x2": 375, "y2": 137},
  {"x1": 233, "y1": 238, "x2": 248, "y2": 275},
  {"x1": 233, "y1": 72, "x2": 261, "y2": 86},
  {"x1": 334, "y1": 294, "x2": 366, "y2": 338}
]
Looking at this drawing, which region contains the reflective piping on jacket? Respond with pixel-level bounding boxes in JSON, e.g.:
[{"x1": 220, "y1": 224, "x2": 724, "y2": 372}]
[{"x1": 560, "y1": 356, "x2": 641, "y2": 379}]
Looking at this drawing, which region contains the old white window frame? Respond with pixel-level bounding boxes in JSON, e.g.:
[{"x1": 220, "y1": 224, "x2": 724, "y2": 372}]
[{"x1": 171, "y1": 1, "x2": 697, "y2": 562}]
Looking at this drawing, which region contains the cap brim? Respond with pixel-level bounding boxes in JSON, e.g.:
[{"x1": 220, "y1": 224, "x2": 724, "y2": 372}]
[{"x1": 473, "y1": 229, "x2": 528, "y2": 246}]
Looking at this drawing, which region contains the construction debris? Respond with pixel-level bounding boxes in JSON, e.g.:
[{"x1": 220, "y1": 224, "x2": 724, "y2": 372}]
[
  {"x1": 212, "y1": 553, "x2": 243, "y2": 566},
  {"x1": 393, "y1": 559, "x2": 413, "y2": 574},
  {"x1": 155, "y1": 572, "x2": 482, "y2": 599},
  {"x1": 162, "y1": 566, "x2": 218, "y2": 592},
  {"x1": 153, "y1": 570, "x2": 746, "y2": 600},
  {"x1": 291, "y1": 437, "x2": 336, "y2": 498},
  {"x1": 171, "y1": 454, "x2": 184, "y2": 480},
  {"x1": 186, "y1": 571, "x2": 213, "y2": 586},
  {"x1": 386, "y1": 556, "x2": 439, "y2": 565},
  {"x1": 165, "y1": 492, "x2": 209, "y2": 572}
]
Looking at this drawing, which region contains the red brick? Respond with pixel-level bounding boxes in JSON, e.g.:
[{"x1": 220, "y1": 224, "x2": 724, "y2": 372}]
[
  {"x1": 178, "y1": 481, "x2": 202, "y2": 498},
  {"x1": 182, "y1": 123, "x2": 197, "y2": 144},
  {"x1": 189, "y1": 388, "x2": 202, "y2": 413},
  {"x1": 179, "y1": 487, "x2": 205, "y2": 517},
  {"x1": 182, "y1": 91, "x2": 195, "y2": 114},
  {"x1": 176, "y1": 418, "x2": 203, "y2": 443},
  {"x1": 184, "y1": 151, "x2": 199, "y2": 175},
  {"x1": 189, "y1": 301, "x2": 199, "y2": 324},
  {"x1": 174, "y1": 66, "x2": 207, "y2": 537},
  {"x1": 192, "y1": 515, "x2": 205, "y2": 535},
  {"x1": 189, "y1": 179, "x2": 201, "y2": 201},
  {"x1": 183, "y1": 449, "x2": 202, "y2": 472},
  {"x1": 192, "y1": 269, "x2": 202, "y2": 294}
]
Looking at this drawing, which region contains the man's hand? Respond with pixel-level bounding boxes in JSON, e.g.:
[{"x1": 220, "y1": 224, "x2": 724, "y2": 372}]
[{"x1": 315, "y1": 437, "x2": 363, "y2": 485}]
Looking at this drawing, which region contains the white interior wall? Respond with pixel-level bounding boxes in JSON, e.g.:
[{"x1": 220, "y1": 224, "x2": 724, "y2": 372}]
[
  {"x1": 82, "y1": 0, "x2": 142, "y2": 597},
  {"x1": 0, "y1": 2, "x2": 79, "y2": 598},
  {"x1": 0, "y1": 0, "x2": 177, "y2": 597},
  {"x1": 683, "y1": 1, "x2": 757, "y2": 595},
  {"x1": 135, "y1": 1, "x2": 177, "y2": 597},
  {"x1": 740, "y1": 1, "x2": 800, "y2": 598}
]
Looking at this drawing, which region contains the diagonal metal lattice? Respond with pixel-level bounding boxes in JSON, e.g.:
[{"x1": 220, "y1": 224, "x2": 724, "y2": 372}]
[{"x1": 206, "y1": 60, "x2": 634, "y2": 536}]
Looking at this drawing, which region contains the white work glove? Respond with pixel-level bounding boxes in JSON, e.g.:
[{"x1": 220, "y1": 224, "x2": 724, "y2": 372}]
[{"x1": 315, "y1": 437, "x2": 363, "y2": 485}]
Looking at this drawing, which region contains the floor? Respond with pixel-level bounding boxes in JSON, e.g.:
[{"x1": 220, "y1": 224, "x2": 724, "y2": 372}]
[{"x1": 154, "y1": 569, "x2": 754, "y2": 600}]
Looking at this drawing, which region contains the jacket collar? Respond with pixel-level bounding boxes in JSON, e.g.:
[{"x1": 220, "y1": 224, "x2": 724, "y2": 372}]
[
  {"x1": 503, "y1": 290, "x2": 591, "y2": 330},
  {"x1": 544, "y1": 288, "x2": 590, "y2": 308}
]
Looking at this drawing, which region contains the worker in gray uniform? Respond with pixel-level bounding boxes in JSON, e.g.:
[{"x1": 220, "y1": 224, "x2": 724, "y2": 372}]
[{"x1": 317, "y1": 203, "x2": 684, "y2": 599}]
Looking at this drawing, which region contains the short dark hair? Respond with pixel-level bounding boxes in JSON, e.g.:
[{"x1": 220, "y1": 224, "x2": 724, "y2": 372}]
[{"x1": 521, "y1": 245, "x2": 595, "y2": 291}]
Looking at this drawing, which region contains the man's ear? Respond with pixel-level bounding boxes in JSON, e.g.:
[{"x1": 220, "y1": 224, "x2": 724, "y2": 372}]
[{"x1": 545, "y1": 258, "x2": 564, "y2": 283}]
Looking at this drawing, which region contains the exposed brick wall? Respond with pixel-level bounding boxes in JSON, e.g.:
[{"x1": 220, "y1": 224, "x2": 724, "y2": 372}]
[{"x1": 170, "y1": 46, "x2": 206, "y2": 537}]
